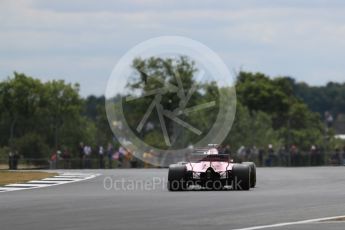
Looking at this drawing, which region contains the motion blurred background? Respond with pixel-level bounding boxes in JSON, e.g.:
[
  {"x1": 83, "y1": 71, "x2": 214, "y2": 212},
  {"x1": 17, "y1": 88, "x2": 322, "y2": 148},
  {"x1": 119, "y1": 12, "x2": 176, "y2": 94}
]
[{"x1": 1, "y1": 0, "x2": 345, "y2": 169}]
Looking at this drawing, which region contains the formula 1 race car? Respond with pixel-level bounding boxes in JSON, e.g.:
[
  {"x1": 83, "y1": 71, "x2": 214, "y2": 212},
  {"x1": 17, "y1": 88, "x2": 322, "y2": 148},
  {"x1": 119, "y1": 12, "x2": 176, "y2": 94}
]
[{"x1": 167, "y1": 145, "x2": 256, "y2": 191}]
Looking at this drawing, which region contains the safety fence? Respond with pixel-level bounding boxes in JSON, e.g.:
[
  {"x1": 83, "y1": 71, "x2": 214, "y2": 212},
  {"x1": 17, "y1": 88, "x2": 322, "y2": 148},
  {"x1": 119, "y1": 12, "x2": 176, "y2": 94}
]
[
  {"x1": 0, "y1": 151, "x2": 344, "y2": 170},
  {"x1": 0, "y1": 157, "x2": 149, "y2": 170}
]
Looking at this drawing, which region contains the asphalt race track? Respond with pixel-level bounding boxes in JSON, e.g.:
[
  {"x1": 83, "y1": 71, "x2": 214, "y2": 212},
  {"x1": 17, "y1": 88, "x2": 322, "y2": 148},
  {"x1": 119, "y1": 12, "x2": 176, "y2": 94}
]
[{"x1": 1, "y1": 167, "x2": 345, "y2": 230}]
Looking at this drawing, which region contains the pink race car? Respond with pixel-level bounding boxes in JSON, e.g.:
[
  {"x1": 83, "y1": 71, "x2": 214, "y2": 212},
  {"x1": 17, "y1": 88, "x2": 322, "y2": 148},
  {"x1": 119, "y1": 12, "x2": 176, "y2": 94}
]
[{"x1": 167, "y1": 146, "x2": 256, "y2": 191}]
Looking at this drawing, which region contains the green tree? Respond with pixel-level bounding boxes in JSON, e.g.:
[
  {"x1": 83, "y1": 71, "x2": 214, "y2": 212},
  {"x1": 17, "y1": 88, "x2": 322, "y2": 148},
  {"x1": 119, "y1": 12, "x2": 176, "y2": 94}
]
[
  {"x1": 225, "y1": 103, "x2": 281, "y2": 150},
  {"x1": 40, "y1": 80, "x2": 82, "y2": 148},
  {"x1": 0, "y1": 73, "x2": 44, "y2": 147},
  {"x1": 236, "y1": 71, "x2": 324, "y2": 150},
  {"x1": 123, "y1": 56, "x2": 220, "y2": 149},
  {"x1": 0, "y1": 73, "x2": 88, "y2": 159}
]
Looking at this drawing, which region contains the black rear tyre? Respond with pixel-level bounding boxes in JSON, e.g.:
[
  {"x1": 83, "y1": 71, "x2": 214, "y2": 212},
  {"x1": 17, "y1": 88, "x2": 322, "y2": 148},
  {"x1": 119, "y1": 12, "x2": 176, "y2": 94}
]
[
  {"x1": 242, "y1": 162, "x2": 256, "y2": 188},
  {"x1": 167, "y1": 164, "x2": 187, "y2": 191},
  {"x1": 231, "y1": 164, "x2": 251, "y2": 191}
]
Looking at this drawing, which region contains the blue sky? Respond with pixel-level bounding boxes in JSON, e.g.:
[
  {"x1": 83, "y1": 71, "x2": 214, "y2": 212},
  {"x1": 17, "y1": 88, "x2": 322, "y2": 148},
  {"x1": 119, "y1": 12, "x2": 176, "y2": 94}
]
[{"x1": 1, "y1": 0, "x2": 345, "y2": 96}]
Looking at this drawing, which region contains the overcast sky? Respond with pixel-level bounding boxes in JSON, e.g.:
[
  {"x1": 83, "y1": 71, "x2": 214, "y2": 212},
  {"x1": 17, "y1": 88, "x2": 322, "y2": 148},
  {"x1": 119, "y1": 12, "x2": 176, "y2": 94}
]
[{"x1": 1, "y1": 0, "x2": 345, "y2": 96}]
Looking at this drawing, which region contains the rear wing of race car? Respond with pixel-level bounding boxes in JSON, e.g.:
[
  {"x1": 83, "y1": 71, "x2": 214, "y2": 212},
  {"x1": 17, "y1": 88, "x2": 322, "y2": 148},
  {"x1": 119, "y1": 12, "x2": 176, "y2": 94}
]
[{"x1": 187, "y1": 153, "x2": 232, "y2": 162}]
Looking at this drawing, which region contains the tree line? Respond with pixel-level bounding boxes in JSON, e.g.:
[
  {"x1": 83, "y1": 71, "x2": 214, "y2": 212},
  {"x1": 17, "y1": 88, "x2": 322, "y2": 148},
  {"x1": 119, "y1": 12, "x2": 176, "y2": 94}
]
[
  {"x1": 0, "y1": 73, "x2": 112, "y2": 160},
  {"x1": 0, "y1": 59, "x2": 344, "y2": 161}
]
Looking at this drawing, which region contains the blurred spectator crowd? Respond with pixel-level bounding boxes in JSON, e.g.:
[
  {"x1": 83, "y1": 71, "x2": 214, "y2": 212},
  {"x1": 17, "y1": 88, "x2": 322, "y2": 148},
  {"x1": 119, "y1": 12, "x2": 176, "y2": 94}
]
[
  {"x1": 223, "y1": 144, "x2": 345, "y2": 167},
  {"x1": 45, "y1": 142, "x2": 345, "y2": 169},
  {"x1": 49, "y1": 142, "x2": 139, "y2": 169}
]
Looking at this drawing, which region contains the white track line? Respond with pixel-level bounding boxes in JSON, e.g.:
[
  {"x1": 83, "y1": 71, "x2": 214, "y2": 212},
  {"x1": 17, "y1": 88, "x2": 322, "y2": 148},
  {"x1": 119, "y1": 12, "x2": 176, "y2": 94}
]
[
  {"x1": 0, "y1": 172, "x2": 100, "y2": 193},
  {"x1": 27, "y1": 180, "x2": 66, "y2": 184},
  {"x1": 42, "y1": 178, "x2": 75, "y2": 181},
  {"x1": 5, "y1": 184, "x2": 40, "y2": 187},
  {"x1": 6, "y1": 183, "x2": 52, "y2": 188},
  {"x1": 53, "y1": 176, "x2": 90, "y2": 179},
  {"x1": 232, "y1": 215, "x2": 345, "y2": 230},
  {"x1": 0, "y1": 187, "x2": 25, "y2": 191}
]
